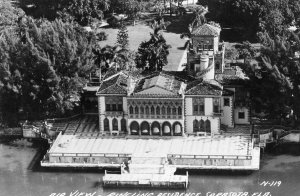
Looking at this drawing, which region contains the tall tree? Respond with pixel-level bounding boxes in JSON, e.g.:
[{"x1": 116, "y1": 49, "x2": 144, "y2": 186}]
[
  {"x1": 116, "y1": 20, "x2": 129, "y2": 49},
  {"x1": 124, "y1": 0, "x2": 144, "y2": 26},
  {"x1": 0, "y1": 17, "x2": 97, "y2": 125},
  {"x1": 62, "y1": 0, "x2": 110, "y2": 26},
  {"x1": 136, "y1": 25, "x2": 171, "y2": 71},
  {"x1": 236, "y1": 41, "x2": 256, "y2": 63}
]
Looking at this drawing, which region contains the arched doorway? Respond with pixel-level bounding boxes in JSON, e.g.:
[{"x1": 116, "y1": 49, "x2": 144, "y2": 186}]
[
  {"x1": 141, "y1": 121, "x2": 150, "y2": 135},
  {"x1": 193, "y1": 119, "x2": 199, "y2": 132},
  {"x1": 121, "y1": 118, "x2": 127, "y2": 133},
  {"x1": 205, "y1": 119, "x2": 211, "y2": 133},
  {"x1": 112, "y1": 118, "x2": 118, "y2": 131},
  {"x1": 173, "y1": 122, "x2": 182, "y2": 136},
  {"x1": 162, "y1": 122, "x2": 171, "y2": 136},
  {"x1": 130, "y1": 121, "x2": 139, "y2": 135},
  {"x1": 104, "y1": 118, "x2": 109, "y2": 132},
  {"x1": 200, "y1": 119, "x2": 205, "y2": 132},
  {"x1": 151, "y1": 121, "x2": 160, "y2": 135}
]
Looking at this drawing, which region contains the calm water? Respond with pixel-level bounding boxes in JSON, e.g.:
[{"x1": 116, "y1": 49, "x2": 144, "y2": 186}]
[{"x1": 0, "y1": 139, "x2": 300, "y2": 196}]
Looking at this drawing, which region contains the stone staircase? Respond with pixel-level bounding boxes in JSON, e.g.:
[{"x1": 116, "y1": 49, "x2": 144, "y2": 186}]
[
  {"x1": 225, "y1": 125, "x2": 251, "y2": 135},
  {"x1": 128, "y1": 154, "x2": 176, "y2": 175},
  {"x1": 103, "y1": 153, "x2": 188, "y2": 188}
]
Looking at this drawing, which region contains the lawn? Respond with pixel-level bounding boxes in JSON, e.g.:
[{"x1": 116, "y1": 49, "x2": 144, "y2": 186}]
[{"x1": 98, "y1": 14, "x2": 191, "y2": 71}]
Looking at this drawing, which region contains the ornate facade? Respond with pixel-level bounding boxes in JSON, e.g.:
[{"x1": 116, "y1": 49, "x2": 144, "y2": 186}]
[{"x1": 92, "y1": 23, "x2": 250, "y2": 137}]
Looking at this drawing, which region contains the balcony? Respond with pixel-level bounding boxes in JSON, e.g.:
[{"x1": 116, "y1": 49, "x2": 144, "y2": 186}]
[
  {"x1": 213, "y1": 110, "x2": 223, "y2": 117},
  {"x1": 105, "y1": 111, "x2": 123, "y2": 116}
]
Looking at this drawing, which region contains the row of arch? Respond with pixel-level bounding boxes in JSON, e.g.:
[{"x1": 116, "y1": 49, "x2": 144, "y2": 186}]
[
  {"x1": 129, "y1": 105, "x2": 182, "y2": 116},
  {"x1": 103, "y1": 118, "x2": 127, "y2": 132},
  {"x1": 130, "y1": 121, "x2": 183, "y2": 136},
  {"x1": 193, "y1": 119, "x2": 211, "y2": 133}
]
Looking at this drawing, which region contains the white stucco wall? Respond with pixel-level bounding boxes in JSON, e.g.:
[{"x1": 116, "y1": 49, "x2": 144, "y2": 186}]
[
  {"x1": 205, "y1": 98, "x2": 213, "y2": 116},
  {"x1": 213, "y1": 36, "x2": 219, "y2": 53},
  {"x1": 185, "y1": 97, "x2": 193, "y2": 116},
  {"x1": 234, "y1": 107, "x2": 250, "y2": 124},
  {"x1": 185, "y1": 116, "x2": 220, "y2": 134},
  {"x1": 221, "y1": 97, "x2": 234, "y2": 127},
  {"x1": 98, "y1": 96, "x2": 105, "y2": 114},
  {"x1": 122, "y1": 97, "x2": 128, "y2": 114},
  {"x1": 185, "y1": 97, "x2": 215, "y2": 116},
  {"x1": 98, "y1": 96, "x2": 105, "y2": 133}
]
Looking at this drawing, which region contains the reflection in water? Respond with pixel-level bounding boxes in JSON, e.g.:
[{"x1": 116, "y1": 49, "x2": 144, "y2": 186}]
[{"x1": 0, "y1": 140, "x2": 300, "y2": 196}]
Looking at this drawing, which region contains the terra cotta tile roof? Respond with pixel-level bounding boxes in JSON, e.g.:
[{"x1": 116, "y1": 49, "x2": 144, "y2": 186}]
[
  {"x1": 185, "y1": 79, "x2": 222, "y2": 96},
  {"x1": 97, "y1": 73, "x2": 128, "y2": 95},
  {"x1": 191, "y1": 24, "x2": 221, "y2": 37}
]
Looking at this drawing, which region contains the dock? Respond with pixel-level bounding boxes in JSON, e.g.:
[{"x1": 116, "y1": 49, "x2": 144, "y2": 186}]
[
  {"x1": 103, "y1": 173, "x2": 188, "y2": 188},
  {"x1": 103, "y1": 154, "x2": 188, "y2": 188}
]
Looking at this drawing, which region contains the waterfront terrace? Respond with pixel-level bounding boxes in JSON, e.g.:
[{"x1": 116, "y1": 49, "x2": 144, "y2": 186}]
[{"x1": 42, "y1": 134, "x2": 260, "y2": 171}]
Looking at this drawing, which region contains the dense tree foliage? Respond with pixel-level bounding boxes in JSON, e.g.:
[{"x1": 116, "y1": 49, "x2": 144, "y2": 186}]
[
  {"x1": 199, "y1": 0, "x2": 300, "y2": 41},
  {"x1": 0, "y1": 17, "x2": 97, "y2": 125},
  {"x1": 241, "y1": 32, "x2": 300, "y2": 123},
  {"x1": 0, "y1": 0, "x2": 25, "y2": 32},
  {"x1": 19, "y1": 0, "x2": 110, "y2": 25}
]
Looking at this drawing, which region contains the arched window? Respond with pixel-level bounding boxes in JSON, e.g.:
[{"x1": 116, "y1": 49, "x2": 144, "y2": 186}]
[
  {"x1": 193, "y1": 120, "x2": 199, "y2": 132},
  {"x1": 129, "y1": 106, "x2": 133, "y2": 114},
  {"x1": 167, "y1": 106, "x2": 171, "y2": 115},
  {"x1": 112, "y1": 118, "x2": 118, "y2": 130},
  {"x1": 178, "y1": 106, "x2": 182, "y2": 115},
  {"x1": 215, "y1": 62, "x2": 221, "y2": 70},
  {"x1": 172, "y1": 107, "x2": 177, "y2": 115},
  {"x1": 104, "y1": 118, "x2": 109, "y2": 131},
  {"x1": 121, "y1": 118, "x2": 127, "y2": 132},
  {"x1": 156, "y1": 106, "x2": 160, "y2": 115},
  {"x1": 205, "y1": 119, "x2": 211, "y2": 133},
  {"x1": 135, "y1": 106, "x2": 139, "y2": 114},
  {"x1": 145, "y1": 106, "x2": 149, "y2": 115},
  {"x1": 200, "y1": 119, "x2": 205, "y2": 132},
  {"x1": 151, "y1": 106, "x2": 155, "y2": 115},
  {"x1": 140, "y1": 106, "x2": 144, "y2": 114},
  {"x1": 162, "y1": 106, "x2": 166, "y2": 115}
]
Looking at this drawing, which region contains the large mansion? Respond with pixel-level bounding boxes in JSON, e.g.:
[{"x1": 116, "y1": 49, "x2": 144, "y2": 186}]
[{"x1": 83, "y1": 23, "x2": 250, "y2": 137}]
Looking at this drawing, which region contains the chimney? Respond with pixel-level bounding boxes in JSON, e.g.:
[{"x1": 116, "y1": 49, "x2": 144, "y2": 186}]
[{"x1": 127, "y1": 75, "x2": 135, "y2": 96}]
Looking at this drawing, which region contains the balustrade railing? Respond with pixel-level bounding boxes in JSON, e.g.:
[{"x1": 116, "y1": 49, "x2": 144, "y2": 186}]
[
  {"x1": 128, "y1": 114, "x2": 183, "y2": 119},
  {"x1": 105, "y1": 111, "x2": 123, "y2": 116}
]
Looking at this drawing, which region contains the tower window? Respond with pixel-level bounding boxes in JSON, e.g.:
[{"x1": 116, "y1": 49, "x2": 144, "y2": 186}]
[
  {"x1": 238, "y1": 112, "x2": 245, "y2": 119},
  {"x1": 215, "y1": 62, "x2": 221, "y2": 70},
  {"x1": 224, "y1": 98, "x2": 230, "y2": 107}
]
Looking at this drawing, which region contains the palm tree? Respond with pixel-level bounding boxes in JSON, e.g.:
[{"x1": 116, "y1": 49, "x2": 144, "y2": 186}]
[
  {"x1": 136, "y1": 25, "x2": 171, "y2": 71},
  {"x1": 93, "y1": 44, "x2": 135, "y2": 81},
  {"x1": 190, "y1": 5, "x2": 208, "y2": 29}
]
